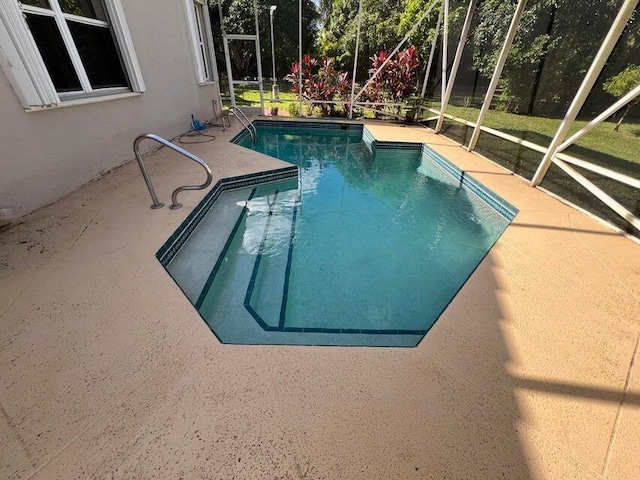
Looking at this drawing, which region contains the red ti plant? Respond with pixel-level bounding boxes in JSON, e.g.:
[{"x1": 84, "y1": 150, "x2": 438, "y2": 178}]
[
  {"x1": 361, "y1": 46, "x2": 420, "y2": 115},
  {"x1": 285, "y1": 55, "x2": 351, "y2": 117}
]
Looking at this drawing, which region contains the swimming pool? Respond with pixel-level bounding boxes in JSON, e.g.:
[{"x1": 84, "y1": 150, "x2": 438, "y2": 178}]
[{"x1": 158, "y1": 121, "x2": 517, "y2": 347}]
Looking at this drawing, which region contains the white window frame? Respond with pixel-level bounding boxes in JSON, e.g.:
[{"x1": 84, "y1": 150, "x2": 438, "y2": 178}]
[
  {"x1": 184, "y1": 0, "x2": 218, "y2": 84},
  {"x1": 0, "y1": 0, "x2": 145, "y2": 109}
]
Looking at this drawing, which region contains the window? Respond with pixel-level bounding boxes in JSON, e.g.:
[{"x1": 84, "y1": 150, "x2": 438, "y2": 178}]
[
  {"x1": 0, "y1": 0, "x2": 145, "y2": 108},
  {"x1": 185, "y1": 0, "x2": 218, "y2": 84}
]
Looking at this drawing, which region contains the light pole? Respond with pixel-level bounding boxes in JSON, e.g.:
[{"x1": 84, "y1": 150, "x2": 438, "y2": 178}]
[{"x1": 269, "y1": 5, "x2": 278, "y2": 100}]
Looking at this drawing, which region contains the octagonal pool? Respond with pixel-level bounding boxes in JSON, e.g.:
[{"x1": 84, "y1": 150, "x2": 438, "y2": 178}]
[{"x1": 157, "y1": 122, "x2": 517, "y2": 347}]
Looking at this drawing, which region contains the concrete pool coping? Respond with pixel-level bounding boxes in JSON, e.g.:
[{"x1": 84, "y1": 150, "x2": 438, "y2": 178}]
[{"x1": 0, "y1": 118, "x2": 638, "y2": 479}]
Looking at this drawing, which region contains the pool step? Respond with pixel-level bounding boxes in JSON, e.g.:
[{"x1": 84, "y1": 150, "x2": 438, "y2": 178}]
[
  {"x1": 244, "y1": 189, "x2": 299, "y2": 330},
  {"x1": 166, "y1": 189, "x2": 251, "y2": 303},
  {"x1": 195, "y1": 182, "x2": 300, "y2": 334}
]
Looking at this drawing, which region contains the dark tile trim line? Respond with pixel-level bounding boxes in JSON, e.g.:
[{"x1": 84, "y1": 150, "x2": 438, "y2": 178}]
[
  {"x1": 240, "y1": 190, "x2": 424, "y2": 336},
  {"x1": 421, "y1": 144, "x2": 519, "y2": 221},
  {"x1": 243, "y1": 190, "x2": 281, "y2": 329},
  {"x1": 193, "y1": 188, "x2": 257, "y2": 310},
  {"x1": 253, "y1": 119, "x2": 364, "y2": 130},
  {"x1": 156, "y1": 166, "x2": 298, "y2": 267},
  {"x1": 230, "y1": 120, "x2": 364, "y2": 144},
  {"x1": 257, "y1": 323, "x2": 428, "y2": 335},
  {"x1": 244, "y1": 300, "x2": 426, "y2": 335},
  {"x1": 278, "y1": 192, "x2": 299, "y2": 329}
]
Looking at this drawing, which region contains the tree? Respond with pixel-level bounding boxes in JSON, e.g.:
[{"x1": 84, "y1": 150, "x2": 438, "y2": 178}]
[
  {"x1": 210, "y1": 0, "x2": 319, "y2": 81},
  {"x1": 285, "y1": 55, "x2": 352, "y2": 116},
  {"x1": 361, "y1": 46, "x2": 420, "y2": 108},
  {"x1": 318, "y1": 0, "x2": 334, "y2": 29},
  {"x1": 319, "y1": 0, "x2": 406, "y2": 78},
  {"x1": 398, "y1": 0, "x2": 466, "y2": 95},
  {"x1": 603, "y1": 65, "x2": 640, "y2": 131},
  {"x1": 471, "y1": 0, "x2": 624, "y2": 116}
]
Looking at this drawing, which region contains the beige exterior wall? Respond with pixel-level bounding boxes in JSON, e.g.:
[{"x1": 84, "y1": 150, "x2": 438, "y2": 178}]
[{"x1": 0, "y1": 0, "x2": 220, "y2": 217}]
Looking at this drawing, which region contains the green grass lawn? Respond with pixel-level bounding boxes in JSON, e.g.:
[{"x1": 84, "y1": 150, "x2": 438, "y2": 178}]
[
  {"x1": 220, "y1": 84, "x2": 297, "y2": 109},
  {"x1": 441, "y1": 104, "x2": 640, "y2": 170}
]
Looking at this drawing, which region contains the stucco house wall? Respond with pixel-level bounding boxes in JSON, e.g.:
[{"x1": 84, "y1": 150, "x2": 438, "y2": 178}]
[{"x1": 0, "y1": 0, "x2": 220, "y2": 218}]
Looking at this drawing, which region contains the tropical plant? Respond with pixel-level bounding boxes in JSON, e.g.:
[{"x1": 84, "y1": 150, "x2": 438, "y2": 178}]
[
  {"x1": 285, "y1": 55, "x2": 352, "y2": 117},
  {"x1": 360, "y1": 46, "x2": 420, "y2": 115},
  {"x1": 285, "y1": 45, "x2": 421, "y2": 118}
]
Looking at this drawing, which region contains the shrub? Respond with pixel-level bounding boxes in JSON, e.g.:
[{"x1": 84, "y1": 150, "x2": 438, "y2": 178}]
[
  {"x1": 360, "y1": 46, "x2": 420, "y2": 116},
  {"x1": 286, "y1": 101, "x2": 300, "y2": 117},
  {"x1": 285, "y1": 46, "x2": 420, "y2": 118},
  {"x1": 285, "y1": 55, "x2": 351, "y2": 117}
]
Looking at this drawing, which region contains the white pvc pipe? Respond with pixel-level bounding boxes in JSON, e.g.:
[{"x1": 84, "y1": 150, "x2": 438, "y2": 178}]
[
  {"x1": 467, "y1": 0, "x2": 528, "y2": 151},
  {"x1": 222, "y1": 37, "x2": 236, "y2": 107},
  {"x1": 435, "y1": 0, "x2": 476, "y2": 133},
  {"x1": 349, "y1": 0, "x2": 364, "y2": 119},
  {"x1": 298, "y1": 0, "x2": 302, "y2": 117},
  {"x1": 553, "y1": 159, "x2": 640, "y2": 229},
  {"x1": 556, "y1": 152, "x2": 640, "y2": 188},
  {"x1": 440, "y1": 0, "x2": 449, "y2": 115},
  {"x1": 421, "y1": 8, "x2": 443, "y2": 98},
  {"x1": 531, "y1": 0, "x2": 639, "y2": 186},
  {"x1": 253, "y1": 0, "x2": 264, "y2": 115},
  {"x1": 557, "y1": 83, "x2": 640, "y2": 152},
  {"x1": 270, "y1": 7, "x2": 276, "y2": 86}
]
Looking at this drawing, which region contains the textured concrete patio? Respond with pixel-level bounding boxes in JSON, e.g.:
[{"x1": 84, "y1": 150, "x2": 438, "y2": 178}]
[{"x1": 1, "y1": 119, "x2": 638, "y2": 479}]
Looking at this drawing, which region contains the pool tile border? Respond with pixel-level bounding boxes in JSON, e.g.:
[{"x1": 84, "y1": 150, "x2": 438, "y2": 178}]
[
  {"x1": 230, "y1": 119, "x2": 363, "y2": 144},
  {"x1": 156, "y1": 165, "x2": 298, "y2": 267},
  {"x1": 362, "y1": 125, "x2": 517, "y2": 221},
  {"x1": 420, "y1": 144, "x2": 519, "y2": 221},
  {"x1": 160, "y1": 121, "x2": 517, "y2": 268},
  {"x1": 156, "y1": 120, "x2": 518, "y2": 345},
  {"x1": 232, "y1": 121, "x2": 515, "y2": 226}
]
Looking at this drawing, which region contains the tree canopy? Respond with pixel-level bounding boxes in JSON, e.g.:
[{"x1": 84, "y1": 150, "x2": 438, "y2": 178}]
[
  {"x1": 471, "y1": 0, "x2": 638, "y2": 116},
  {"x1": 602, "y1": 65, "x2": 640, "y2": 130},
  {"x1": 210, "y1": 0, "x2": 639, "y2": 120},
  {"x1": 211, "y1": 0, "x2": 318, "y2": 80},
  {"x1": 318, "y1": 0, "x2": 408, "y2": 78}
]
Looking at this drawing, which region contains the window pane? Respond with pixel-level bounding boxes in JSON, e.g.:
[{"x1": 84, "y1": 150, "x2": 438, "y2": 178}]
[
  {"x1": 20, "y1": 1, "x2": 51, "y2": 8},
  {"x1": 25, "y1": 13, "x2": 81, "y2": 92},
  {"x1": 67, "y1": 20, "x2": 128, "y2": 89},
  {"x1": 59, "y1": 0, "x2": 107, "y2": 21},
  {"x1": 194, "y1": 3, "x2": 210, "y2": 79}
]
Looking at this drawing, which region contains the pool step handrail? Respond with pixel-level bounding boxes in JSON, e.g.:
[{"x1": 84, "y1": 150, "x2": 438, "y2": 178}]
[
  {"x1": 229, "y1": 106, "x2": 257, "y2": 144},
  {"x1": 133, "y1": 133, "x2": 213, "y2": 210}
]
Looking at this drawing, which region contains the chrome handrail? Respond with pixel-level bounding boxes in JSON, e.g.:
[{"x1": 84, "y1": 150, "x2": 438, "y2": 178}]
[
  {"x1": 229, "y1": 106, "x2": 257, "y2": 144},
  {"x1": 133, "y1": 133, "x2": 213, "y2": 210}
]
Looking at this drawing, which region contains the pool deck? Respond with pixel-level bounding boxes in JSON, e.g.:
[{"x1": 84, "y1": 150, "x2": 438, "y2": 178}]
[{"x1": 1, "y1": 118, "x2": 639, "y2": 479}]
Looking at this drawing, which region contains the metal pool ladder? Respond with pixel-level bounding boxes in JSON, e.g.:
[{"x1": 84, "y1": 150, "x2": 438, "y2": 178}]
[
  {"x1": 133, "y1": 133, "x2": 213, "y2": 210},
  {"x1": 229, "y1": 106, "x2": 257, "y2": 144}
]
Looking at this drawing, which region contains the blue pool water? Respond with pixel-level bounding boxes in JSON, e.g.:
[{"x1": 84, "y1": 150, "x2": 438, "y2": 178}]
[{"x1": 162, "y1": 123, "x2": 516, "y2": 347}]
